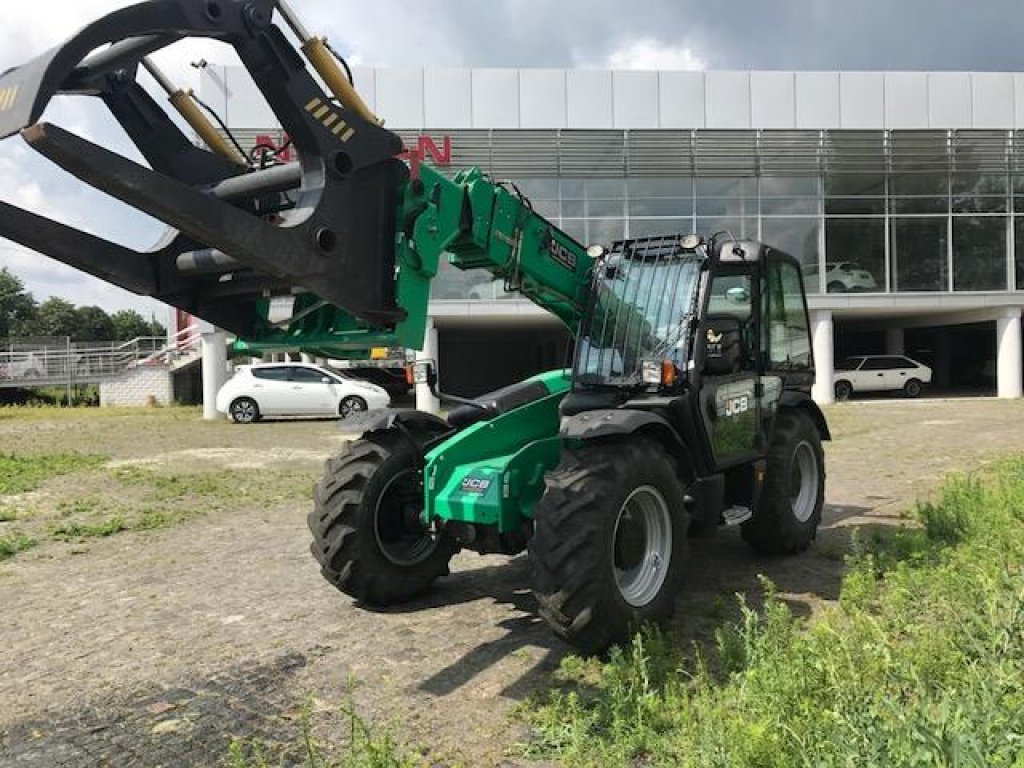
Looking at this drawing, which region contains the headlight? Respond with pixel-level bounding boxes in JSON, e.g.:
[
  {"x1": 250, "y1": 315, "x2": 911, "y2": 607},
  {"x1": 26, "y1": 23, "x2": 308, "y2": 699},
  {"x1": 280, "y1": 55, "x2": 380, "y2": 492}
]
[{"x1": 641, "y1": 359, "x2": 662, "y2": 385}]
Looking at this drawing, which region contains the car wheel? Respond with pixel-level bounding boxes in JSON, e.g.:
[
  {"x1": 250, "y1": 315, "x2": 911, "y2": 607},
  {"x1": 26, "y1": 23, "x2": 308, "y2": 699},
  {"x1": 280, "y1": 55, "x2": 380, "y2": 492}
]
[
  {"x1": 339, "y1": 395, "x2": 368, "y2": 419},
  {"x1": 903, "y1": 379, "x2": 922, "y2": 398},
  {"x1": 834, "y1": 380, "x2": 853, "y2": 401},
  {"x1": 827, "y1": 281, "x2": 846, "y2": 293},
  {"x1": 229, "y1": 397, "x2": 260, "y2": 424}
]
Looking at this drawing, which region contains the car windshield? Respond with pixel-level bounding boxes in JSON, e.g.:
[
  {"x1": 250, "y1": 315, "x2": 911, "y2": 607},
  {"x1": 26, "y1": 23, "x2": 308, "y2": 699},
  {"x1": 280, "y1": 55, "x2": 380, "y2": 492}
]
[{"x1": 574, "y1": 237, "x2": 702, "y2": 388}]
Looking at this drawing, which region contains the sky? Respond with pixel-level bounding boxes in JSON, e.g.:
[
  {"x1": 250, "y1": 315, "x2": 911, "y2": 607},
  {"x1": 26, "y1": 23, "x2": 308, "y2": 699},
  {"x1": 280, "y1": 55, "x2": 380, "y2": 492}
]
[{"x1": 0, "y1": 0, "x2": 1022, "y2": 320}]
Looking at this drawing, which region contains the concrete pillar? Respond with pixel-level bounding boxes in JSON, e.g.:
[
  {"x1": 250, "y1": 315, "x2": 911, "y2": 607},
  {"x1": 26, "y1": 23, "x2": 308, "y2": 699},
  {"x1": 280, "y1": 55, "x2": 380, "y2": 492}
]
[
  {"x1": 200, "y1": 326, "x2": 229, "y2": 420},
  {"x1": 300, "y1": 353, "x2": 313, "y2": 364},
  {"x1": 885, "y1": 327, "x2": 904, "y2": 356},
  {"x1": 996, "y1": 308, "x2": 1023, "y2": 399},
  {"x1": 415, "y1": 317, "x2": 441, "y2": 415},
  {"x1": 811, "y1": 310, "x2": 835, "y2": 405}
]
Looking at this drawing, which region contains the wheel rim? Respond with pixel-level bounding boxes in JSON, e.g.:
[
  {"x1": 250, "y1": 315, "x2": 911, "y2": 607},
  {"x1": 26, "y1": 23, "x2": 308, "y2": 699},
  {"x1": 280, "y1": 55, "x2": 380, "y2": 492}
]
[
  {"x1": 233, "y1": 400, "x2": 256, "y2": 422},
  {"x1": 374, "y1": 468, "x2": 440, "y2": 566},
  {"x1": 612, "y1": 485, "x2": 672, "y2": 608},
  {"x1": 790, "y1": 441, "x2": 818, "y2": 523},
  {"x1": 907, "y1": 381, "x2": 920, "y2": 396},
  {"x1": 340, "y1": 397, "x2": 366, "y2": 418},
  {"x1": 836, "y1": 383, "x2": 850, "y2": 400}
]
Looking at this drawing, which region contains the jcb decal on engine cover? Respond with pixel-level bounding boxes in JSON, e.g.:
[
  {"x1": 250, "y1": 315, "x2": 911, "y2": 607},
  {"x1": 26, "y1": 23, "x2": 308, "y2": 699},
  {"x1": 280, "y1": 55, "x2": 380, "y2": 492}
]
[
  {"x1": 304, "y1": 97, "x2": 355, "y2": 142},
  {"x1": 460, "y1": 476, "x2": 492, "y2": 494},
  {"x1": 548, "y1": 238, "x2": 577, "y2": 271},
  {"x1": 715, "y1": 378, "x2": 757, "y2": 419}
]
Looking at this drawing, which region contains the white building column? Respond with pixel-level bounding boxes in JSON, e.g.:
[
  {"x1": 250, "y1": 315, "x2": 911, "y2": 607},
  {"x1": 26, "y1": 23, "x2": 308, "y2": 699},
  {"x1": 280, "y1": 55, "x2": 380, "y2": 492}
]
[
  {"x1": 811, "y1": 310, "x2": 835, "y2": 405},
  {"x1": 415, "y1": 316, "x2": 441, "y2": 415},
  {"x1": 885, "y1": 327, "x2": 904, "y2": 355},
  {"x1": 200, "y1": 321, "x2": 229, "y2": 421},
  {"x1": 996, "y1": 308, "x2": 1022, "y2": 399}
]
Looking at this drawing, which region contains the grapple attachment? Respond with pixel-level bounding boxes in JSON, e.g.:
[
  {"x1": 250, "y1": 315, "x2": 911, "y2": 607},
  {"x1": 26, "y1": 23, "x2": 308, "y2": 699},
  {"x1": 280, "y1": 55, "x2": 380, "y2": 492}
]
[{"x1": 0, "y1": 0, "x2": 411, "y2": 345}]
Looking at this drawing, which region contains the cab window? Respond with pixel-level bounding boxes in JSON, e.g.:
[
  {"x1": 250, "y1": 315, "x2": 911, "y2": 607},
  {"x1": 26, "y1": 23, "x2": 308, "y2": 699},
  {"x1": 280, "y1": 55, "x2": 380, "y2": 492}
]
[{"x1": 765, "y1": 258, "x2": 812, "y2": 370}]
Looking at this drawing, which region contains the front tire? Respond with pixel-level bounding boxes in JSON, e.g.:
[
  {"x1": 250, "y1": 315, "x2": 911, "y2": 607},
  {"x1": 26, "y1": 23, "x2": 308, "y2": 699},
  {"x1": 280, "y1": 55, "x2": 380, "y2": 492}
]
[
  {"x1": 741, "y1": 408, "x2": 825, "y2": 555},
  {"x1": 339, "y1": 395, "x2": 368, "y2": 419},
  {"x1": 530, "y1": 439, "x2": 688, "y2": 654},
  {"x1": 229, "y1": 397, "x2": 260, "y2": 424},
  {"x1": 903, "y1": 378, "x2": 922, "y2": 398},
  {"x1": 308, "y1": 432, "x2": 457, "y2": 605},
  {"x1": 834, "y1": 380, "x2": 853, "y2": 401}
]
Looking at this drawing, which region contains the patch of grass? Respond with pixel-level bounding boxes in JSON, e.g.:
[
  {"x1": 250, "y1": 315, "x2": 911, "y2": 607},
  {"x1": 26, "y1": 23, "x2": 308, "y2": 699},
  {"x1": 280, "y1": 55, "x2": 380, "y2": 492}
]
[
  {"x1": 522, "y1": 456, "x2": 1024, "y2": 767},
  {"x1": 225, "y1": 701, "x2": 423, "y2": 768},
  {"x1": 51, "y1": 516, "x2": 128, "y2": 540},
  {"x1": 0, "y1": 506, "x2": 16, "y2": 522},
  {"x1": 0, "y1": 531, "x2": 37, "y2": 560},
  {"x1": 0, "y1": 452, "x2": 107, "y2": 495}
]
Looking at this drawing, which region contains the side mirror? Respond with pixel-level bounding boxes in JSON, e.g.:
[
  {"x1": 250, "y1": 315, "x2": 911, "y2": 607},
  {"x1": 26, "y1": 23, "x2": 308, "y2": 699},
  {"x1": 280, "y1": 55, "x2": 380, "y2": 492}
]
[
  {"x1": 725, "y1": 286, "x2": 750, "y2": 303},
  {"x1": 321, "y1": 376, "x2": 332, "y2": 384}
]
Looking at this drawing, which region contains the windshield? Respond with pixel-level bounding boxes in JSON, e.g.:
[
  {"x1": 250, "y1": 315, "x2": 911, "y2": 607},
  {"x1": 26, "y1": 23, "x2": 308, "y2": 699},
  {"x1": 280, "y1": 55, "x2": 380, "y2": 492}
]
[{"x1": 574, "y1": 239, "x2": 702, "y2": 388}]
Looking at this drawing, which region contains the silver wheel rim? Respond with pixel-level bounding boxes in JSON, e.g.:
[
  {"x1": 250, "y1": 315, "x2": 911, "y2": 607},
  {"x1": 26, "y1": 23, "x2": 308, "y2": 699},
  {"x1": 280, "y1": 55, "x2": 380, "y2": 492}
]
[
  {"x1": 612, "y1": 485, "x2": 672, "y2": 608},
  {"x1": 907, "y1": 381, "x2": 920, "y2": 396},
  {"x1": 341, "y1": 397, "x2": 366, "y2": 418},
  {"x1": 791, "y1": 441, "x2": 818, "y2": 523},
  {"x1": 233, "y1": 400, "x2": 255, "y2": 423},
  {"x1": 374, "y1": 468, "x2": 439, "y2": 566}
]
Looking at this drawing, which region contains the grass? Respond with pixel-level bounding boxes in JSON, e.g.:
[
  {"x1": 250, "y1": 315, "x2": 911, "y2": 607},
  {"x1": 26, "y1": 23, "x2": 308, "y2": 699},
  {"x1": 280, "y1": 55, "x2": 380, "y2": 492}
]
[
  {"x1": 0, "y1": 452, "x2": 107, "y2": 495},
  {"x1": 522, "y1": 457, "x2": 1024, "y2": 767},
  {"x1": 225, "y1": 701, "x2": 424, "y2": 768},
  {"x1": 0, "y1": 532, "x2": 37, "y2": 561}
]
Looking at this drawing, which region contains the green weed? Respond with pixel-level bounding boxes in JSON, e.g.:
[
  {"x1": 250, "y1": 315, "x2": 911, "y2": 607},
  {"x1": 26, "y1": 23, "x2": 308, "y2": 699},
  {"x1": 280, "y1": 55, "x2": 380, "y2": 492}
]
[
  {"x1": 51, "y1": 516, "x2": 128, "y2": 540},
  {"x1": 0, "y1": 452, "x2": 107, "y2": 495},
  {"x1": 0, "y1": 532, "x2": 37, "y2": 560},
  {"x1": 523, "y1": 457, "x2": 1024, "y2": 767}
]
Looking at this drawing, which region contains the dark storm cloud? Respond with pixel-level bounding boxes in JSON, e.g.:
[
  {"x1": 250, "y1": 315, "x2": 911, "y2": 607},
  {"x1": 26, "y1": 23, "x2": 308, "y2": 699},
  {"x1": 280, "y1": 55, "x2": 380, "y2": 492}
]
[{"x1": 326, "y1": 0, "x2": 1023, "y2": 71}]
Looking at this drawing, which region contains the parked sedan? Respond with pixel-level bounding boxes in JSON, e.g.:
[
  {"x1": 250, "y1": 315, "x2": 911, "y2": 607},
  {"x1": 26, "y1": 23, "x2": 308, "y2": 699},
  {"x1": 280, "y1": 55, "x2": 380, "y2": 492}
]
[
  {"x1": 834, "y1": 355, "x2": 932, "y2": 400},
  {"x1": 215, "y1": 363, "x2": 390, "y2": 423}
]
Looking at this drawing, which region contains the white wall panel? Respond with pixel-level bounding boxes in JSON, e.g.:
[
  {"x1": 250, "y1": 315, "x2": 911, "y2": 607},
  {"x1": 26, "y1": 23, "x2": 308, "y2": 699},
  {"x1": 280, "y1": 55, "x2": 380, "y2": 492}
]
[
  {"x1": 750, "y1": 71, "x2": 795, "y2": 129},
  {"x1": 376, "y1": 68, "x2": 424, "y2": 129},
  {"x1": 612, "y1": 71, "x2": 659, "y2": 129},
  {"x1": 928, "y1": 72, "x2": 971, "y2": 128},
  {"x1": 471, "y1": 69, "x2": 519, "y2": 128},
  {"x1": 706, "y1": 71, "x2": 750, "y2": 129},
  {"x1": 839, "y1": 72, "x2": 884, "y2": 128},
  {"x1": 349, "y1": 66, "x2": 377, "y2": 114},
  {"x1": 221, "y1": 67, "x2": 278, "y2": 128},
  {"x1": 971, "y1": 73, "x2": 1013, "y2": 128},
  {"x1": 424, "y1": 68, "x2": 471, "y2": 128},
  {"x1": 520, "y1": 69, "x2": 567, "y2": 129},
  {"x1": 567, "y1": 70, "x2": 612, "y2": 128},
  {"x1": 658, "y1": 71, "x2": 705, "y2": 128},
  {"x1": 885, "y1": 72, "x2": 929, "y2": 129},
  {"x1": 1015, "y1": 75, "x2": 1024, "y2": 129},
  {"x1": 795, "y1": 72, "x2": 839, "y2": 128}
]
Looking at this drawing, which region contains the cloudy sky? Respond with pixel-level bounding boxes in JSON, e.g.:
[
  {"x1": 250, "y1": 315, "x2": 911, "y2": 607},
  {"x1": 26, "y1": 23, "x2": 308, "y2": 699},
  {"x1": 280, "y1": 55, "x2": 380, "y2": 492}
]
[{"x1": 0, "y1": 0, "x2": 1021, "y2": 319}]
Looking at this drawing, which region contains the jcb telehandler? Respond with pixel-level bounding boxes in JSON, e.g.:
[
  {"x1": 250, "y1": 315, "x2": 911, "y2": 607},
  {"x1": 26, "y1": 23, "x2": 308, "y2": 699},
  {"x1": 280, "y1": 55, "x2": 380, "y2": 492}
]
[{"x1": 0, "y1": 0, "x2": 828, "y2": 652}]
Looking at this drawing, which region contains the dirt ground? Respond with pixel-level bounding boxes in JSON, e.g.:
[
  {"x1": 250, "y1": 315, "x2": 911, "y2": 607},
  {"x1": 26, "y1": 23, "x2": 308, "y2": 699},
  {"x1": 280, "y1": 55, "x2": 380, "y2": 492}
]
[{"x1": 2, "y1": 398, "x2": 1024, "y2": 766}]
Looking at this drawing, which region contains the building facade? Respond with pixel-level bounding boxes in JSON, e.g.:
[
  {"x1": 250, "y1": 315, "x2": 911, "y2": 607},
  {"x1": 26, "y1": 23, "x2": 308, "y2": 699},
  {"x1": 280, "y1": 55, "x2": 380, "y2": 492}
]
[{"x1": 203, "y1": 67, "x2": 1024, "y2": 402}]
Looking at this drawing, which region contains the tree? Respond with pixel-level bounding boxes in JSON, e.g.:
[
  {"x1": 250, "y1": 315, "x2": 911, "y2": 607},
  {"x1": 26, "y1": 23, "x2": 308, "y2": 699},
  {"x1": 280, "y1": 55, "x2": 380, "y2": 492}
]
[
  {"x1": 0, "y1": 268, "x2": 37, "y2": 338},
  {"x1": 74, "y1": 306, "x2": 116, "y2": 342},
  {"x1": 110, "y1": 309, "x2": 153, "y2": 341},
  {"x1": 29, "y1": 297, "x2": 79, "y2": 339}
]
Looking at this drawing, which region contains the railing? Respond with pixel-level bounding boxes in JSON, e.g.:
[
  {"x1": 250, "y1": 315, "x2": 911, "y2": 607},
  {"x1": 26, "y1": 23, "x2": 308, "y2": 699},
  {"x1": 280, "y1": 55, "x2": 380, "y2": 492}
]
[
  {"x1": 0, "y1": 335, "x2": 173, "y2": 387},
  {"x1": 137, "y1": 323, "x2": 201, "y2": 367}
]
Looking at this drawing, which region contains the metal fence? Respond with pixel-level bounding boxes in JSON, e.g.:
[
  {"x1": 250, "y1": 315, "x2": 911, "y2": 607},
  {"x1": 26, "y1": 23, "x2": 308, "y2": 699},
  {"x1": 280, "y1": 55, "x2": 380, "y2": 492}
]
[{"x1": 0, "y1": 336, "x2": 168, "y2": 388}]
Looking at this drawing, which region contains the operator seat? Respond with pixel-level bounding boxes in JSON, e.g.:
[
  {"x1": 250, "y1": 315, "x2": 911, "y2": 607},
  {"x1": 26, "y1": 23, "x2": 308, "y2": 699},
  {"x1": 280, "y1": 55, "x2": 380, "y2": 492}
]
[{"x1": 446, "y1": 378, "x2": 552, "y2": 429}]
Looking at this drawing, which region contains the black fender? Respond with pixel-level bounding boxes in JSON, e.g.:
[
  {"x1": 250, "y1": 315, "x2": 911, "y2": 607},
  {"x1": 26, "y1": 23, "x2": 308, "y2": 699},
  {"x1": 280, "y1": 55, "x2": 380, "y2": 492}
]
[
  {"x1": 779, "y1": 391, "x2": 831, "y2": 441},
  {"x1": 343, "y1": 408, "x2": 453, "y2": 448},
  {"x1": 560, "y1": 409, "x2": 696, "y2": 480}
]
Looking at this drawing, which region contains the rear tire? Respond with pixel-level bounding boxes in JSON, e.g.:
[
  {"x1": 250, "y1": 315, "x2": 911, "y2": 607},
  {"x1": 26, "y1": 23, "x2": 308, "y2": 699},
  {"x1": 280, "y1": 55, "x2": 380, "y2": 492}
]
[
  {"x1": 530, "y1": 439, "x2": 688, "y2": 654},
  {"x1": 229, "y1": 397, "x2": 259, "y2": 424},
  {"x1": 308, "y1": 431, "x2": 457, "y2": 605},
  {"x1": 903, "y1": 378, "x2": 922, "y2": 398},
  {"x1": 834, "y1": 380, "x2": 853, "y2": 401},
  {"x1": 741, "y1": 408, "x2": 824, "y2": 555}
]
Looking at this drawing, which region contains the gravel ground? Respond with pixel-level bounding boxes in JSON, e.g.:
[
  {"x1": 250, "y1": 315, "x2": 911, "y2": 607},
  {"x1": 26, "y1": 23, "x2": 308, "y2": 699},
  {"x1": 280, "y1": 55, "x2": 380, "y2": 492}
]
[{"x1": 1, "y1": 398, "x2": 1024, "y2": 766}]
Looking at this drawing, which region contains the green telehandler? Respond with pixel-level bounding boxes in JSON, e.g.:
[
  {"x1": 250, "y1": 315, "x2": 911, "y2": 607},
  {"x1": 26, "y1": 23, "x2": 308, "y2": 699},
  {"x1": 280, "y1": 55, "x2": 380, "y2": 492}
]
[{"x1": 0, "y1": 0, "x2": 828, "y2": 652}]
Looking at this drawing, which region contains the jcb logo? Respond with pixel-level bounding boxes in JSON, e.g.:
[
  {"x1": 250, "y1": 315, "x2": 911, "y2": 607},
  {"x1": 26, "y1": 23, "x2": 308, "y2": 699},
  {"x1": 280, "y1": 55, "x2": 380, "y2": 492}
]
[
  {"x1": 460, "y1": 477, "x2": 491, "y2": 493},
  {"x1": 723, "y1": 395, "x2": 749, "y2": 417}
]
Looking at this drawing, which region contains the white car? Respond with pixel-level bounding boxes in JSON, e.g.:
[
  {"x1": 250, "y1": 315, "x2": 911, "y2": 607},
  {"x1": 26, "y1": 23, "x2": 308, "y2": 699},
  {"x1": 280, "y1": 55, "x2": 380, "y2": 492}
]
[
  {"x1": 215, "y1": 363, "x2": 390, "y2": 423},
  {"x1": 824, "y1": 261, "x2": 878, "y2": 293},
  {"x1": 834, "y1": 355, "x2": 932, "y2": 400}
]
